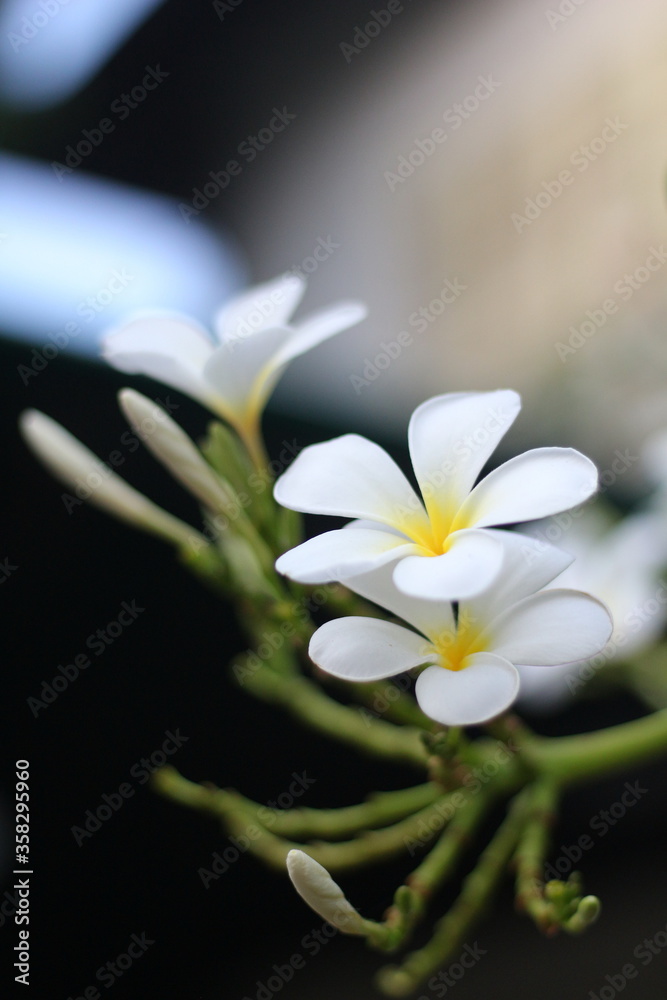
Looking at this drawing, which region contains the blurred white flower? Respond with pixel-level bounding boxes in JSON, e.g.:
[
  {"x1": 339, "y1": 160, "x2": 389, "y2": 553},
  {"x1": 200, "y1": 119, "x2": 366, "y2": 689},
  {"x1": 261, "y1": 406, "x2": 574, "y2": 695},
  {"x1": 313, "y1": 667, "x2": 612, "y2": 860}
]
[
  {"x1": 518, "y1": 505, "x2": 667, "y2": 710},
  {"x1": 102, "y1": 273, "x2": 366, "y2": 465}
]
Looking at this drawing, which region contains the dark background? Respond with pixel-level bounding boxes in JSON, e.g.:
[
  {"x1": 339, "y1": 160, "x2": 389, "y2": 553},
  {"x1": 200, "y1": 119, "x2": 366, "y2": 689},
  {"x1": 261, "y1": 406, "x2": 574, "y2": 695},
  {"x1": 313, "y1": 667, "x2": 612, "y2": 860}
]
[{"x1": 2, "y1": 1, "x2": 666, "y2": 998}]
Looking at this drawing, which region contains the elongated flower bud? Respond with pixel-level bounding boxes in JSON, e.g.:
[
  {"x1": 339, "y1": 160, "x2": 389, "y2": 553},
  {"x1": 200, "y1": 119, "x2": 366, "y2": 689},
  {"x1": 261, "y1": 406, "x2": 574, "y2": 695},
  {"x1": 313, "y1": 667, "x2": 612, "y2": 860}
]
[
  {"x1": 118, "y1": 389, "x2": 237, "y2": 514},
  {"x1": 20, "y1": 409, "x2": 205, "y2": 551},
  {"x1": 286, "y1": 850, "x2": 366, "y2": 934}
]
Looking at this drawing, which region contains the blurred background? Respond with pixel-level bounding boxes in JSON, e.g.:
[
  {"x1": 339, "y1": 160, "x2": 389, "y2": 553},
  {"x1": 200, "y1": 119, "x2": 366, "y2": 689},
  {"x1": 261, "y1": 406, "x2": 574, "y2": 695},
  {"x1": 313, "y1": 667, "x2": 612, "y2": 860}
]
[{"x1": 3, "y1": 0, "x2": 667, "y2": 996}]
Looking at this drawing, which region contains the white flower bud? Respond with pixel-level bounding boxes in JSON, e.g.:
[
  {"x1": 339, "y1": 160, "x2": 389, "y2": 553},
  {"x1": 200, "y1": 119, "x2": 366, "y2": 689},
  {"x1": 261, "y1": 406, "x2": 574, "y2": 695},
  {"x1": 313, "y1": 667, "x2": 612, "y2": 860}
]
[
  {"x1": 286, "y1": 850, "x2": 366, "y2": 935},
  {"x1": 118, "y1": 389, "x2": 236, "y2": 514},
  {"x1": 20, "y1": 409, "x2": 205, "y2": 551}
]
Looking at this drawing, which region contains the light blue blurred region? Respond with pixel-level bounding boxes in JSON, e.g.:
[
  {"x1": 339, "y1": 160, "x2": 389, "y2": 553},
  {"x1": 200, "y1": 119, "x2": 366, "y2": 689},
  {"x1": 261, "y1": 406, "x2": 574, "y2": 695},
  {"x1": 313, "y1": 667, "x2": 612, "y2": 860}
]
[
  {"x1": 0, "y1": 153, "x2": 246, "y2": 356},
  {"x1": 0, "y1": 0, "x2": 166, "y2": 109}
]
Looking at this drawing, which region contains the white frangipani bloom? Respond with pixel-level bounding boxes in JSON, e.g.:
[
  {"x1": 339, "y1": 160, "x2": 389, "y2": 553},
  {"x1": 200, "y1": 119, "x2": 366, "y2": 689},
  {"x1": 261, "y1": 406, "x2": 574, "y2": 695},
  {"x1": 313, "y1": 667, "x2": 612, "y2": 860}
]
[
  {"x1": 102, "y1": 273, "x2": 366, "y2": 464},
  {"x1": 309, "y1": 533, "x2": 613, "y2": 726},
  {"x1": 518, "y1": 506, "x2": 667, "y2": 709},
  {"x1": 275, "y1": 391, "x2": 598, "y2": 601},
  {"x1": 286, "y1": 850, "x2": 367, "y2": 934},
  {"x1": 20, "y1": 409, "x2": 206, "y2": 551}
]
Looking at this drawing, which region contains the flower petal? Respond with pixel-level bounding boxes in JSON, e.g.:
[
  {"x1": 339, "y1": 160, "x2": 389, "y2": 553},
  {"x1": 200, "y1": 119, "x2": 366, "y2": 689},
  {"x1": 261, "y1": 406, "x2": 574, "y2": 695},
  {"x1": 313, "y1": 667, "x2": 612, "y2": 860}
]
[
  {"x1": 272, "y1": 302, "x2": 367, "y2": 367},
  {"x1": 276, "y1": 527, "x2": 421, "y2": 584},
  {"x1": 309, "y1": 616, "x2": 434, "y2": 681},
  {"x1": 463, "y1": 529, "x2": 573, "y2": 624},
  {"x1": 415, "y1": 654, "x2": 519, "y2": 726},
  {"x1": 408, "y1": 391, "x2": 521, "y2": 526},
  {"x1": 341, "y1": 560, "x2": 456, "y2": 638},
  {"x1": 392, "y1": 529, "x2": 505, "y2": 602},
  {"x1": 488, "y1": 589, "x2": 613, "y2": 665},
  {"x1": 213, "y1": 273, "x2": 306, "y2": 343},
  {"x1": 102, "y1": 314, "x2": 216, "y2": 408},
  {"x1": 202, "y1": 325, "x2": 293, "y2": 415},
  {"x1": 457, "y1": 448, "x2": 598, "y2": 529},
  {"x1": 273, "y1": 434, "x2": 429, "y2": 533}
]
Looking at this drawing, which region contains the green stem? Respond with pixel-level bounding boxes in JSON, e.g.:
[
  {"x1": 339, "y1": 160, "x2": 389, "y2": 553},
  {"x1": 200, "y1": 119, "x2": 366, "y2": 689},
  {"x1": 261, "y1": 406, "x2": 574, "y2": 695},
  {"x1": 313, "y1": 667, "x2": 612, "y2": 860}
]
[
  {"x1": 240, "y1": 665, "x2": 429, "y2": 767},
  {"x1": 524, "y1": 708, "x2": 667, "y2": 785},
  {"x1": 513, "y1": 779, "x2": 560, "y2": 931},
  {"x1": 371, "y1": 788, "x2": 496, "y2": 952},
  {"x1": 154, "y1": 768, "x2": 440, "y2": 839},
  {"x1": 154, "y1": 767, "x2": 459, "y2": 873},
  {"x1": 376, "y1": 791, "x2": 530, "y2": 997}
]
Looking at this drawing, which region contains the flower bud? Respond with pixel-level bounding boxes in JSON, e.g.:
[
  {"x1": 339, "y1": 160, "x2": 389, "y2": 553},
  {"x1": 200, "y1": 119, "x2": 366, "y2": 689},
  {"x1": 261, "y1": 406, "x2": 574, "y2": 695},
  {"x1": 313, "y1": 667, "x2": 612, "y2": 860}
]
[{"x1": 286, "y1": 850, "x2": 366, "y2": 934}]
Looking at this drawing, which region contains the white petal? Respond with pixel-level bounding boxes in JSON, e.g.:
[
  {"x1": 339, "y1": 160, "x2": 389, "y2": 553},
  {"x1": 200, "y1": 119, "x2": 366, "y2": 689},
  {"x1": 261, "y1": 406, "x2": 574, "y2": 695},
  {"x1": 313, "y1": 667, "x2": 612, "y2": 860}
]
[
  {"x1": 309, "y1": 617, "x2": 434, "y2": 681},
  {"x1": 488, "y1": 589, "x2": 613, "y2": 665},
  {"x1": 276, "y1": 527, "x2": 420, "y2": 584},
  {"x1": 392, "y1": 529, "x2": 505, "y2": 602},
  {"x1": 102, "y1": 315, "x2": 216, "y2": 407},
  {"x1": 118, "y1": 389, "x2": 234, "y2": 513},
  {"x1": 272, "y1": 302, "x2": 367, "y2": 367},
  {"x1": 202, "y1": 325, "x2": 293, "y2": 415},
  {"x1": 458, "y1": 448, "x2": 598, "y2": 529},
  {"x1": 464, "y1": 529, "x2": 573, "y2": 624},
  {"x1": 286, "y1": 851, "x2": 366, "y2": 934},
  {"x1": 273, "y1": 434, "x2": 429, "y2": 534},
  {"x1": 415, "y1": 655, "x2": 519, "y2": 726},
  {"x1": 408, "y1": 391, "x2": 521, "y2": 524},
  {"x1": 341, "y1": 560, "x2": 456, "y2": 638},
  {"x1": 213, "y1": 273, "x2": 306, "y2": 343},
  {"x1": 19, "y1": 410, "x2": 203, "y2": 550}
]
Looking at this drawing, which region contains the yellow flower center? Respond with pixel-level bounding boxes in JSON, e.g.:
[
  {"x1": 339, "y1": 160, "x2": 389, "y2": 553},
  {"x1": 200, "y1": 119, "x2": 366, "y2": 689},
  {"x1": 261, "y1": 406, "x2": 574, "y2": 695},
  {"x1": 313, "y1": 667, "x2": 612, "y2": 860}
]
[{"x1": 432, "y1": 610, "x2": 487, "y2": 672}]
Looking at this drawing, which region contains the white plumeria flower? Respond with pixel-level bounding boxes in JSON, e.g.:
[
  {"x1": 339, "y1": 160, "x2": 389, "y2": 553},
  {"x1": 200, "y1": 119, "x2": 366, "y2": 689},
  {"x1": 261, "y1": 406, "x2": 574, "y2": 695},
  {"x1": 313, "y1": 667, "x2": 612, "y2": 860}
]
[
  {"x1": 309, "y1": 532, "x2": 612, "y2": 726},
  {"x1": 518, "y1": 506, "x2": 667, "y2": 709},
  {"x1": 286, "y1": 850, "x2": 367, "y2": 934},
  {"x1": 275, "y1": 391, "x2": 598, "y2": 601},
  {"x1": 102, "y1": 273, "x2": 366, "y2": 465},
  {"x1": 20, "y1": 409, "x2": 207, "y2": 551}
]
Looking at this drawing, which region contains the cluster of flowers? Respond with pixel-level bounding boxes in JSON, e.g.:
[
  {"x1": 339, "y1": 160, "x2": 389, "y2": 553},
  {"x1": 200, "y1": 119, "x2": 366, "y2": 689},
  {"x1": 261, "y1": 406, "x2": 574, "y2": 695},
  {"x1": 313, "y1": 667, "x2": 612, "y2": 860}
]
[{"x1": 21, "y1": 273, "x2": 615, "y2": 726}]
